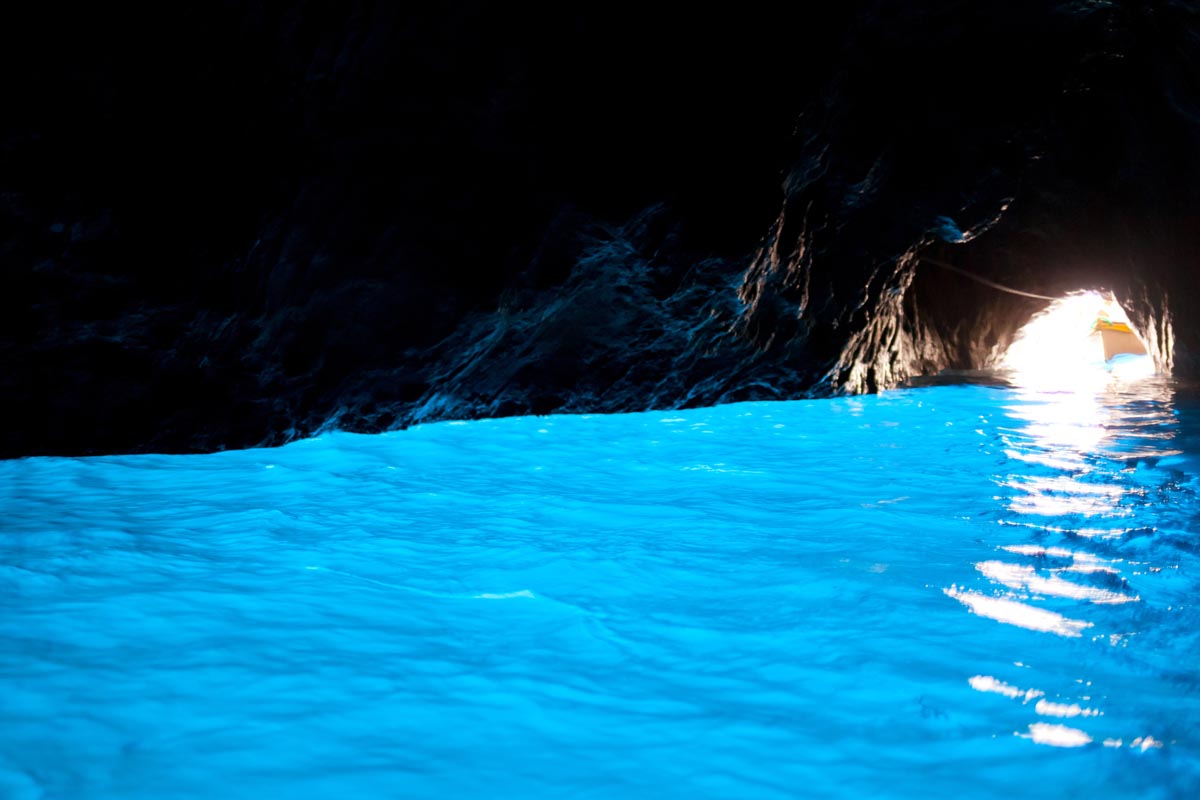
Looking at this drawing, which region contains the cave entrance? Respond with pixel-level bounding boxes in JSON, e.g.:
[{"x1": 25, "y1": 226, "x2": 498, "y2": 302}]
[{"x1": 999, "y1": 290, "x2": 1154, "y2": 387}]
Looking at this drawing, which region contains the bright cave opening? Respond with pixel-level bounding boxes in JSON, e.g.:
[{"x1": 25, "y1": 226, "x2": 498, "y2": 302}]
[{"x1": 999, "y1": 290, "x2": 1155, "y2": 388}]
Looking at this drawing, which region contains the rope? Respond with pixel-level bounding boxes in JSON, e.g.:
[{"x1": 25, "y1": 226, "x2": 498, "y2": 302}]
[{"x1": 920, "y1": 256, "x2": 1059, "y2": 301}]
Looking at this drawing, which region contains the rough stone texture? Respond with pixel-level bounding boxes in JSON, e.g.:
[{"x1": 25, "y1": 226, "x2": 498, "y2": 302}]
[
  {"x1": 746, "y1": 0, "x2": 1200, "y2": 391},
  {"x1": 2, "y1": 1, "x2": 1198, "y2": 457}
]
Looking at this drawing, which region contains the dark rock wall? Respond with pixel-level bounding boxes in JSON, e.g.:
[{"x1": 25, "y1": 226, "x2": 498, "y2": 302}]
[
  {"x1": 747, "y1": 0, "x2": 1200, "y2": 391},
  {"x1": 2, "y1": 1, "x2": 1198, "y2": 457}
]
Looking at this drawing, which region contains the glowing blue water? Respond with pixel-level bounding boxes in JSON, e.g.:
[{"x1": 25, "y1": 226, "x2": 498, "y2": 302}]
[{"x1": 2, "y1": 382, "x2": 1198, "y2": 798}]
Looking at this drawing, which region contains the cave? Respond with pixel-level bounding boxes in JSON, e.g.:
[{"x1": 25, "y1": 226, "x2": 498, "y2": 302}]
[
  {"x1": 2, "y1": 1, "x2": 1197, "y2": 457},
  {"x1": 3, "y1": 4, "x2": 1200, "y2": 796}
]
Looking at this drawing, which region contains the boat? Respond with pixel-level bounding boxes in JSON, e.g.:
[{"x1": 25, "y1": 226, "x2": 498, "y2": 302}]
[{"x1": 1094, "y1": 316, "x2": 1147, "y2": 360}]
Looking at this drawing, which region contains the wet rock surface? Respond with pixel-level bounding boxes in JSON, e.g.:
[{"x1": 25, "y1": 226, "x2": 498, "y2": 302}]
[{"x1": 2, "y1": 1, "x2": 1198, "y2": 456}]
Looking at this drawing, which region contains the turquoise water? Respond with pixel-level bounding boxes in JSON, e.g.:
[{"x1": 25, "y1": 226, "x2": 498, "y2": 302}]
[{"x1": 2, "y1": 379, "x2": 1198, "y2": 798}]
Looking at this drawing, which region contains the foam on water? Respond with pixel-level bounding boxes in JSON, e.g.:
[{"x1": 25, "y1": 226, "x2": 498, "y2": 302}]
[{"x1": 2, "y1": 379, "x2": 1198, "y2": 798}]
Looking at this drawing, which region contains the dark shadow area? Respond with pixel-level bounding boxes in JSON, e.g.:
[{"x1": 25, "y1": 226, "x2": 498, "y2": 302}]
[{"x1": 1, "y1": 1, "x2": 1197, "y2": 456}]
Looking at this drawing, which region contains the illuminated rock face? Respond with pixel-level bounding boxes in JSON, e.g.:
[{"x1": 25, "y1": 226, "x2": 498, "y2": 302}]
[{"x1": 1, "y1": 2, "x2": 1198, "y2": 456}]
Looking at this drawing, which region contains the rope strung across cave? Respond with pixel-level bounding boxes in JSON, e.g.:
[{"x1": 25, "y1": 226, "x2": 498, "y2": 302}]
[{"x1": 920, "y1": 256, "x2": 1059, "y2": 301}]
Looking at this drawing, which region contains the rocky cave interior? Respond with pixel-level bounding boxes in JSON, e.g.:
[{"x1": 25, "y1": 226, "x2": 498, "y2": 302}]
[{"x1": 2, "y1": 1, "x2": 1197, "y2": 457}]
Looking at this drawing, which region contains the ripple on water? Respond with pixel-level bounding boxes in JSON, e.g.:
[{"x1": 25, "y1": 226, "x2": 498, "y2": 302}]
[{"x1": 1, "y1": 378, "x2": 1198, "y2": 798}]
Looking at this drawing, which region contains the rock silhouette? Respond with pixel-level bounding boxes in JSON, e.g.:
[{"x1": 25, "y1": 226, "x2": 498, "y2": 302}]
[{"x1": 2, "y1": 1, "x2": 1197, "y2": 456}]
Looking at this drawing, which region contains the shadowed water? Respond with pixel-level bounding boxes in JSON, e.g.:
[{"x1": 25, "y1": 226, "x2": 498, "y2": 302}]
[{"x1": 2, "y1": 377, "x2": 1198, "y2": 798}]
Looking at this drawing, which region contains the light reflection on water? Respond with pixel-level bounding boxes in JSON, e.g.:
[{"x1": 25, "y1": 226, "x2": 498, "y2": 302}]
[
  {"x1": 1, "y1": 367, "x2": 1198, "y2": 798},
  {"x1": 958, "y1": 361, "x2": 1193, "y2": 760}
]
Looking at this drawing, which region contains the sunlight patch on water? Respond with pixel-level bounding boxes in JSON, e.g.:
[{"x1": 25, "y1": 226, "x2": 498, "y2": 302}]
[
  {"x1": 968, "y1": 675, "x2": 1044, "y2": 703},
  {"x1": 1023, "y1": 722, "x2": 1093, "y2": 748},
  {"x1": 944, "y1": 586, "x2": 1094, "y2": 637},
  {"x1": 975, "y1": 560, "x2": 1136, "y2": 605},
  {"x1": 1035, "y1": 699, "x2": 1102, "y2": 719}
]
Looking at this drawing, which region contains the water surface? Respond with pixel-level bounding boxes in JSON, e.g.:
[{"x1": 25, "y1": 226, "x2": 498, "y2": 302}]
[{"x1": 2, "y1": 378, "x2": 1198, "y2": 798}]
